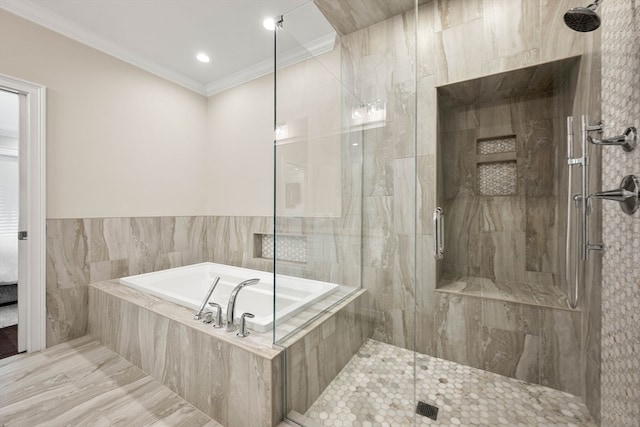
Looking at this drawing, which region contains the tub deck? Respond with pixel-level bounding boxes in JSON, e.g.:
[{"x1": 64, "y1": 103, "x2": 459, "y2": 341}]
[{"x1": 88, "y1": 277, "x2": 366, "y2": 427}]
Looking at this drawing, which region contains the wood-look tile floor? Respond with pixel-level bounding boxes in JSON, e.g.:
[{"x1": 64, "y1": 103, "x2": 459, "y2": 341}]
[{"x1": 0, "y1": 335, "x2": 221, "y2": 427}]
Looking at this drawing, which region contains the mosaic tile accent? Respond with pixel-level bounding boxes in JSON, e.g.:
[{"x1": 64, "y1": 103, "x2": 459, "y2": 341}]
[
  {"x1": 477, "y1": 161, "x2": 517, "y2": 196},
  {"x1": 305, "y1": 339, "x2": 596, "y2": 427},
  {"x1": 600, "y1": 1, "x2": 640, "y2": 425},
  {"x1": 261, "y1": 234, "x2": 307, "y2": 263},
  {"x1": 477, "y1": 136, "x2": 516, "y2": 155}
]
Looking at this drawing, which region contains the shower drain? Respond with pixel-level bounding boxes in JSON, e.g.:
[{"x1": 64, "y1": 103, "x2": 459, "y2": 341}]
[{"x1": 416, "y1": 401, "x2": 439, "y2": 420}]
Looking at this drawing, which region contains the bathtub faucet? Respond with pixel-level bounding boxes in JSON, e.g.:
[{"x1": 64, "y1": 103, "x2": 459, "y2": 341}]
[
  {"x1": 194, "y1": 277, "x2": 220, "y2": 320},
  {"x1": 225, "y1": 278, "x2": 260, "y2": 332}
]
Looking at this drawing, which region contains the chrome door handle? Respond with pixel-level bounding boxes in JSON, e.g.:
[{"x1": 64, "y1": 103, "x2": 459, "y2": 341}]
[{"x1": 433, "y1": 207, "x2": 444, "y2": 260}]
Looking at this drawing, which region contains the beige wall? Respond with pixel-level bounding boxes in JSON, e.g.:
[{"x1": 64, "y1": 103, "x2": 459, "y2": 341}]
[
  {"x1": 0, "y1": 10, "x2": 209, "y2": 219},
  {"x1": 206, "y1": 74, "x2": 273, "y2": 216},
  {"x1": 0, "y1": 9, "x2": 343, "y2": 219},
  {"x1": 206, "y1": 47, "x2": 343, "y2": 217}
]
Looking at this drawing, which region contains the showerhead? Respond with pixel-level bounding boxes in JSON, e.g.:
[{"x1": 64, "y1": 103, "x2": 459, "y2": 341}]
[{"x1": 564, "y1": 1, "x2": 602, "y2": 32}]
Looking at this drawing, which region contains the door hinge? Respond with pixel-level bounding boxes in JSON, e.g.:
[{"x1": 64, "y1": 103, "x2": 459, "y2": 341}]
[{"x1": 18, "y1": 231, "x2": 28, "y2": 240}]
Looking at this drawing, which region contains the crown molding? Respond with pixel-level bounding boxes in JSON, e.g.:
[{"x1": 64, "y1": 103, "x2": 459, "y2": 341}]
[
  {"x1": 1, "y1": 0, "x2": 336, "y2": 98},
  {"x1": 0, "y1": 0, "x2": 207, "y2": 95},
  {"x1": 205, "y1": 32, "x2": 336, "y2": 96}
]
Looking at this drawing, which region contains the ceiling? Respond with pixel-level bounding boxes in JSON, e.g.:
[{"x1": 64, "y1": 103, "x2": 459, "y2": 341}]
[{"x1": 0, "y1": 0, "x2": 336, "y2": 96}]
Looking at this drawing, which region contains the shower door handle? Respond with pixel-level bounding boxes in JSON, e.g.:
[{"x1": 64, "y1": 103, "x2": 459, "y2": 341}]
[{"x1": 433, "y1": 207, "x2": 444, "y2": 260}]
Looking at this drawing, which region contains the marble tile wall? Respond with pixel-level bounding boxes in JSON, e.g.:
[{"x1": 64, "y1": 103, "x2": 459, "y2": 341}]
[
  {"x1": 46, "y1": 216, "x2": 209, "y2": 347},
  {"x1": 341, "y1": 8, "x2": 419, "y2": 351},
  {"x1": 439, "y1": 91, "x2": 563, "y2": 285},
  {"x1": 600, "y1": 1, "x2": 640, "y2": 425},
  {"x1": 46, "y1": 213, "x2": 365, "y2": 347},
  {"x1": 431, "y1": 291, "x2": 583, "y2": 395},
  {"x1": 335, "y1": 0, "x2": 602, "y2": 417}
]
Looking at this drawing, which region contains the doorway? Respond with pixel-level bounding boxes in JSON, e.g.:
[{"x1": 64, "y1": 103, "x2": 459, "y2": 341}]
[
  {"x1": 0, "y1": 89, "x2": 20, "y2": 358},
  {"x1": 0, "y1": 74, "x2": 46, "y2": 356}
]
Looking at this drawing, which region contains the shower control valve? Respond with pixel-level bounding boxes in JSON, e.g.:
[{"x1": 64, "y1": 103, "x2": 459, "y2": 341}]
[{"x1": 202, "y1": 312, "x2": 214, "y2": 324}]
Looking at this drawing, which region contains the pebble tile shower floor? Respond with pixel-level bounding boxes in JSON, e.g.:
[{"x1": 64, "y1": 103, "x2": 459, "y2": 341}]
[{"x1": 304, "y1": 339, "x2": 596, "y2": 427}]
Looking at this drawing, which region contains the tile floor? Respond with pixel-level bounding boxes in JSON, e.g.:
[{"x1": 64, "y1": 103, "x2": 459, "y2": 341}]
[
  {"x1": 0, "y1": 336, "x2": 220, "y2": 426},
  {"x1": 1, "y1": 335, "x2": 598, "y2": 427},
  {"x1": 304, "y1": 339, "x2": 596, "y2": 427}
]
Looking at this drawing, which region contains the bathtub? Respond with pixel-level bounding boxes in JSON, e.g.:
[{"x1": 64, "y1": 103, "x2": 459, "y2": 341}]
[{"x1": 119, "y1": 262, "x2": 339, "y2": 333}]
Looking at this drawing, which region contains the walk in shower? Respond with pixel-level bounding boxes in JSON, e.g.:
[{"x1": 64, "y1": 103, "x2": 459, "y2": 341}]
[{"x1": 271, "y1": 0, "x2": 602, "y2": 425}]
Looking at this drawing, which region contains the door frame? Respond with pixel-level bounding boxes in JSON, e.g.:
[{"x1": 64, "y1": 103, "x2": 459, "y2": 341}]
[{"x1": 0, "y1": 73, "x2": 46, "y2": 352}]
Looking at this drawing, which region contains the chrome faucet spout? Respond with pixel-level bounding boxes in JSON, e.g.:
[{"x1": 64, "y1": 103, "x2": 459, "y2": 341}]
[{"x1": 225, "y1": 278, "x2": 260, "y2": 332}]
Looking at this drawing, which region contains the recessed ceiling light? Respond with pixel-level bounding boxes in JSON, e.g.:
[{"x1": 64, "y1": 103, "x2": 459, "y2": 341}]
[
  {"x1": 263, "y1": 17, "x2": 276, "y2": 31},
  {"x1": 196, "y1": 53, "x2": 210, "y2": 63}
]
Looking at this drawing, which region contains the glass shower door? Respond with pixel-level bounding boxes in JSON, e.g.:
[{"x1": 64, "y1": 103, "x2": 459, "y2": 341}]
[{"x1": 273, "y1": 1, "x2": 420, "y2": 425}]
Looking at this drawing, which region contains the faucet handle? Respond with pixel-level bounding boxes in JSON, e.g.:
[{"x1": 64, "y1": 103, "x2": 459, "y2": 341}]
[
  {"x1": 237, "y1": 313, "x2": 255, "y2": 338},
  {"x1": 208, "y1": 302, "x2": 224, "y2": 328},
  {"x1": 202, "y1": 311, "x2": 213, "y2": 324}
]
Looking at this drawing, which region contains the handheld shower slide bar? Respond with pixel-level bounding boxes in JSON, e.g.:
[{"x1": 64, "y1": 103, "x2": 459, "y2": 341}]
[
  {"x1": 565, "y1": 115, "x2": 605, "y2": 309},
  {"x1": 565, "y1": 117, "x2": 579, "y2": 308}
]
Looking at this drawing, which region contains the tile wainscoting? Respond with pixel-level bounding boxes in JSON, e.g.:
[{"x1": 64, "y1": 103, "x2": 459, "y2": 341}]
[{"x1": 46, "y1": 215, "x2": 363, "y2": 347}]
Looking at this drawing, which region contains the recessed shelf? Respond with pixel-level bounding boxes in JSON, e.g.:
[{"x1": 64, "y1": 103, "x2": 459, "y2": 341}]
[
  {"x1": 254, "y1": 233, "x2": 307, "y2": 263},
  {"x1": 477, "y1": 161, "x2": 517, "y2": 196}
]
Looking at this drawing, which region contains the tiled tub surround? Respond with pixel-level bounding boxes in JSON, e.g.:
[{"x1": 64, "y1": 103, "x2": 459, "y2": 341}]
[
  {"x1": 88, "y1": 280, "x2": 283, "y2": 427},
  {"x1": 46, "y1": 214, "x2": 363, "y2": 347},
  {"x1": 88, "y1": 279, "x2": 371, "y2": 427},
  {"x1": 47, "y1": 216, "x2": 211, "y2": 347},
  {"x1": 280, "y1": 290, "x2": 373, "y2": 417}
]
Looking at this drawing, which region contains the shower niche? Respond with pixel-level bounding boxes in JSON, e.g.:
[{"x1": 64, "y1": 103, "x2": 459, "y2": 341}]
[{"x1": 436, "y1": 57, "x2": 582, "y2": 308}]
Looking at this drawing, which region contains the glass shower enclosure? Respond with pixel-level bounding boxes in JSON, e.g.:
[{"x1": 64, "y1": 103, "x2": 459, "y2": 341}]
[
  {"x1": 272, "y1": 1, "x2": 419, "y2": 425},
  {"x1": 269, "y1": 0, "x2": 601, "y2": 425}
]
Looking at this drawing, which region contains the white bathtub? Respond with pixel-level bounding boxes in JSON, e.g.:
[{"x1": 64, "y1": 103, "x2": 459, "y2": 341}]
[{"x1": 119, "y1": 262, "x2": 339, "y2": 333}]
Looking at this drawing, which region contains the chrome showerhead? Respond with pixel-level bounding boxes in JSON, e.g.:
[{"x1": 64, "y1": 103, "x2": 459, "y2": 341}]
[{"x1": 564, "y1": 1, "x2": 602, "y2": 32}]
